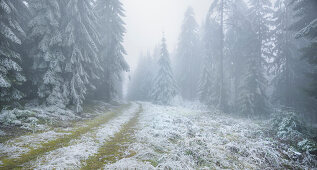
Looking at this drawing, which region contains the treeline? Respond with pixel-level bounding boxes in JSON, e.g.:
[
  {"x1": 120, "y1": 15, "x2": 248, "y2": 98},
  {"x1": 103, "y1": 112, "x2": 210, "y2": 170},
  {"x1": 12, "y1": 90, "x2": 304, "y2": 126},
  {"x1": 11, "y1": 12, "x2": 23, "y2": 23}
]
[
  {"x1": 0, "y1": 0, "x2": 128, "y2": 112},
  {"x1": 128, "y1": 0, "x2": 317, "y2": 121}
]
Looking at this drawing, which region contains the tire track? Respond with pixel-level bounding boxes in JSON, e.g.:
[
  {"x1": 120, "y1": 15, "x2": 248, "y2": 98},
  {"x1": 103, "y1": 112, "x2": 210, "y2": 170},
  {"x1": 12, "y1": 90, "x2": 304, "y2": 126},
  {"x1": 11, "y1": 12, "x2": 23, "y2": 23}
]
[
  {"x1": 0, "y1": 104, "x2": 131, "y2": 169},
  {"x1": 81, "y1": 104, "x2": 143, "y2": 170}
]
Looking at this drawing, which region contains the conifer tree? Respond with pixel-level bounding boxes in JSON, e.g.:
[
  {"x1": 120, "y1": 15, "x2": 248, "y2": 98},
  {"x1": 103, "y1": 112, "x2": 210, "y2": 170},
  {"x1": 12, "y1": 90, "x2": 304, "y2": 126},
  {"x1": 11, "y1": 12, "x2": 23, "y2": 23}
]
[
  {"x1": 270, "y1": 0, "x2": 300, "y2": 109},
  {"x1": 28, "y1": 0, "x2": 67, "y2": 107},
  {"x1": 292, "y1": 0, "x2": 317, "y2": 99},
  {"x1": 94, "y1": 0, "x2": 129, "y2": 101},
  {"x1": 203, "y1": 0, "x2": 229, "y2": 109},
  {"x1": 62, "y1": 0, "x2": 101, "y2": 112},
  {"x1": 0, "y1": 0, "x2": 28, "y2": 109},
  {"x1": 198, "y1": 55, "x2": 213, "y2": 105},
  {"x1": 128, "y1": 52, "x2": 155, "y2": 101},
  {"x1": 175, "y1": 7, "x2": 201, "y2": 100},
  {"x1": 198, "y1": 3, "x2": 223, "y2": 106},
  {"x1": 238, "y1": 0, "x2": 272, "y2": 116},
  {"x1": 225, "y1": 0, "x2": 251, "y2": 110},
  {"x1": 151, "y1": 36, "x2": 177, "y2": 105}
]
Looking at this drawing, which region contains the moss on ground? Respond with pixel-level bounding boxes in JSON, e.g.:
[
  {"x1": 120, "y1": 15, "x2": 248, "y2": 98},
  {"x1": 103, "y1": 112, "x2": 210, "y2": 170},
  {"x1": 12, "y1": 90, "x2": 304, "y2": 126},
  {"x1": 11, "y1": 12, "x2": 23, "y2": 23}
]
[
  {"x1": 0, "y1": 104, "x2": 130, "y2": 170},
  {"x1": 81, "y1": 104, "x2": 142, "y2": 170}
]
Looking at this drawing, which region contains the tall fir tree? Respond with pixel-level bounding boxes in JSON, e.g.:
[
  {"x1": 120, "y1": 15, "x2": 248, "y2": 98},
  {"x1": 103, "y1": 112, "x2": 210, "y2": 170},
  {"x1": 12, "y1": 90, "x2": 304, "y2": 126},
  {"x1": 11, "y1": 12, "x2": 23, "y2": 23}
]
[
  {"x1": 175, "y1": 7, "x2": 202, "y2": 100},
  {"x1": 61, "y1": 0, "x2": 101, "y2": 112},
  {"x1": 128, "y1": 52, "x2": 155, "y2": 101},
  {"x1": 237, "y1": 36, "x2": 268, "y2": 117},
  {"x1": 28, "y1": 0, "x2": 68, "y2": 108},
  {"x1": 238, "y1": 0, "x2": 273, "y2": 116},
  {"x1": 291, "y1": 0, "x2": 317, "y2": 121},
  {"x1": 198, "y1": 55, "x2": 213, "y2": 105},
  {"x1": 94, "y1": 0, "x2": 129, "y2": 101},
  {"x1": 151, "y1": 36, "x2": 177, "y2": 105},
  {"x1": 204, "y1": 0, "x2": 228, "y2": 109},
  {"x1": 199, "y1": 1, "x2": 225, "y2": 107},
  {"x1": 292, "y1": 0, "x2": 317, "y2": 99},
  {"x1": 0, "y1": 0, "x2": 28, "y2": 109},
  {"x1": 270, "y1": 0, "x2": 304, "y2": 110},
  {"x1": 225, "y1": 0, "x2": 251, "y2": 111}
]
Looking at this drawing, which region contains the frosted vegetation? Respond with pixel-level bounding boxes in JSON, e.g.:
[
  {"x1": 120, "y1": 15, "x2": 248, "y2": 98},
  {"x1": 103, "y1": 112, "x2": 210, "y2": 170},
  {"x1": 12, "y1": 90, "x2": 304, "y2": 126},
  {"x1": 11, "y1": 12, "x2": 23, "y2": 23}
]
[{"x1": 1, "y1": 0, "x2": 317, "y2": 169}]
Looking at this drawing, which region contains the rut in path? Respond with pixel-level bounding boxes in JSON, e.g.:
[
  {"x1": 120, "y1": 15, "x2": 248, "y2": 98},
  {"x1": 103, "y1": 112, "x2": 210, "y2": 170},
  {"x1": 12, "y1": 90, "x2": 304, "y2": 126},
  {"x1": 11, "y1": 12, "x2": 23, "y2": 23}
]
[
  {"x1": 0, "y1": 104, "x2": 130, "y2": 170},
  {"x1": 81, "y1": 104, "x2": 143, "y2": 170}
]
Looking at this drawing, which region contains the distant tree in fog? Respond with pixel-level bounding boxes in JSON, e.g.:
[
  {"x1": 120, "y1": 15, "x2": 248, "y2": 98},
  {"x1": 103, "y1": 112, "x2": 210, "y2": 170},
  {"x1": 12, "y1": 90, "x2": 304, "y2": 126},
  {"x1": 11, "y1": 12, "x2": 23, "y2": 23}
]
[
  {"x1": 128, "y1": 52, "x2": 156, "y2": 101},
  {"x1": 151, "y1": 36, "x2": 177, "y2": 105},
  {"x1": 93, "y1": 0, "x2": 129, "y2": 101},
  {"x1": 175, "y1": 7, "x2": 202, "y2": 101}
]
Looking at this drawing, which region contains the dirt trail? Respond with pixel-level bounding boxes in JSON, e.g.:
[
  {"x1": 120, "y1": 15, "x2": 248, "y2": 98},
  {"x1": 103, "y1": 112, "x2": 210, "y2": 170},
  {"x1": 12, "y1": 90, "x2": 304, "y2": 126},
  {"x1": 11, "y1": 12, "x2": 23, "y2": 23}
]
[
  {"x1": 81, "y1": 104, "x2": 142, "y2": 169},
  {"x1": 0, "y1": 104, "x2": 131, "y2": 169}
]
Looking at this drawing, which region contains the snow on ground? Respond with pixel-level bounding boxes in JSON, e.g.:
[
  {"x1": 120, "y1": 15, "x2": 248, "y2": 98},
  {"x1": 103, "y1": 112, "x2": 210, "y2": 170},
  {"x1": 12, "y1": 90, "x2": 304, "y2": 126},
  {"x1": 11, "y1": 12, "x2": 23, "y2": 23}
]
[
  {"x1": 29, "y1": 103, "x2": 139, "y2": 169},
  {"x1": 0, "y1": 130, "x2": 5, "y2": 136},
  {"x1": 1, "y1": 102, "x2": 315, "y2": 169},
  {"x1": 0, "y1": 101, "x2": 121, "y2": 160},
  {"x1": 0, "y1": 131, "x2": 70, "y2": 159},
  {"x1": 106, "y1": 102, "x2": 313, "y2": 169}
]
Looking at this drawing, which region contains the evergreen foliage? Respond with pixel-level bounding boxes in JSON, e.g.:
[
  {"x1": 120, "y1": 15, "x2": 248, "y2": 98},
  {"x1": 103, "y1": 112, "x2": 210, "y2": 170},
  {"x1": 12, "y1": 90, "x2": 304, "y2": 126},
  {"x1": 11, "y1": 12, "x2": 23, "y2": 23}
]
[
  {"x1": 151, "y1": 36, "x2": 177, "y2": 105},
  {"x1": 198, "y1": 5, "x2": 223, "y2": 106},
  {"x1": 292, "y1": 0, "x2": 317, "y2": 100},
  {"x1": 0, "y1": 0, "x2": 28, "y2": 109},
  {"x1": 175, "y1": 7, "x2": 202, "y2": 100},
  {"x1": 28, "y1": 0, "x2": 67, "y2": 108},
  {"x1": 128, "y1": 52, "x2": 156, "y2": 101},
  {"x1": 94, "y1": 0, "x2": 129, "y2": 101}
]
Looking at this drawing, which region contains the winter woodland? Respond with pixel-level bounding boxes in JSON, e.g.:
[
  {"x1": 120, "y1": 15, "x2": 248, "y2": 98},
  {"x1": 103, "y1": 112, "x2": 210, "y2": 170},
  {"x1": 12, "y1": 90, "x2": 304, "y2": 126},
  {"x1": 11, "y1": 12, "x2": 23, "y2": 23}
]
[{"x1": 0, "y1": 0, "x2": 317, "y2": 169}]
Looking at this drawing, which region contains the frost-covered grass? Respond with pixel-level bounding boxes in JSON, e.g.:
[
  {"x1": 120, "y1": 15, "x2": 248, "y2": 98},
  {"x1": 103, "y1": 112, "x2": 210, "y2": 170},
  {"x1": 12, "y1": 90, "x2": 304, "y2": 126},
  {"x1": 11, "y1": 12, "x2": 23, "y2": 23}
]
[
  {"x1": 82, "y1": 104, "x2": 142, "y2": 169},
  {"x1": 0, "y1": 100, "x2": 117, "y2": 136},
  {"x1": 0, "y1": 131, "x2": 70, "y2": 160},
  {"x1": 0, "y1": 101, "x2": 316, "y2": 169},
  {"x1": 0, "y1": 103, "x2": 130, "y2": 169},
  {"x1": 26, "y1": 103, "x2": 140, "y2": 169},
  {"x1": 105, "y1": 102, "x2": 317, "y2": 169}
]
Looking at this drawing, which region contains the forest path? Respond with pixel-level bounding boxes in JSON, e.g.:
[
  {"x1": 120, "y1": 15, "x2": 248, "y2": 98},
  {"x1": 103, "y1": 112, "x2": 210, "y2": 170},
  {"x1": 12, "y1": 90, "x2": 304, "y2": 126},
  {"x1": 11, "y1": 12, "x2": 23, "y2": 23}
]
[
  {"x1": 0, "y1": 103, "x2": 140, "y2": 169},
  {"x1": 103, "y1": 103, "x2": 301, "y2": 169},
  {"x1": 0, "y1": 102, "x2": 305, "y2": 169}
]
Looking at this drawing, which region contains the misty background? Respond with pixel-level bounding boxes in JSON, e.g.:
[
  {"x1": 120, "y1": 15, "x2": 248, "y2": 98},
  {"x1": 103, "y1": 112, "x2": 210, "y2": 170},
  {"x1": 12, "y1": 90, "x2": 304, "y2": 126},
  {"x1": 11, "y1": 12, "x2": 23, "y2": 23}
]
[
  {"x1": 0, "y1": 0, "x2": 317, "y2": 168},
  {"x1": 122, "y1": 0, "x2": 211, "y2": 95}
]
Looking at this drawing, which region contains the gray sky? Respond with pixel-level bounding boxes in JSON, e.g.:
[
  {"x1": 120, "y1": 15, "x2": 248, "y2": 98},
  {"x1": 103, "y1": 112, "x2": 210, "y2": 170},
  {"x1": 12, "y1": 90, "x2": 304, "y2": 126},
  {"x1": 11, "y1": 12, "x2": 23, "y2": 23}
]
[
  {"x1": 121, "y1": 0, "x2": 212, "y2": 96},
  {"x1": 122, "y1": 0, "x2": 212, "y2": 73}
]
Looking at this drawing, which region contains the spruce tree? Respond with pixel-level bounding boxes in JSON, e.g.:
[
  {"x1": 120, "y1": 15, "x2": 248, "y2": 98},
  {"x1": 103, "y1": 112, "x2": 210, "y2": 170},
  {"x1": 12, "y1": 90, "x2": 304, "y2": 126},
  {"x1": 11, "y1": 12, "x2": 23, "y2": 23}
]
[
  {"x1": 270, "y1": 0, "x2": 300, "y2": 109},
  {"x1": 203, "y1": 0, "x2": 229, "y2": 109},
  {"x1": 28, "y1": 0, "x2": 67, "y2": 108},
  {"x1": 292, "y1": 0, "x2": 317, "y2": 99},
  {"x1": 128, "y1": 52, "x2": 155, "y2": 101},
  {"x1": 62, "y1": 0, "x2": 101, "y2": 112},
  {"x1": 198, "y1": 3, "x2": 223, "y2": 106},
  {"x1": 94, "y1": 0, "x2": 129, "y2": 101},
  {"x1": 175, "y1": 7, "x2": 201, "y2": 100},
  {"x1": 0, "y1": 0, "x2": 28, "y2": 109},
  {"x1": 225, "y1": 0, "x2": 251, "y2": 111},
  {"x1": 198, "y1": 55, "x2": 213, "y2": 105},
  {"x1": 238, "y1": 0, "x2": 272, "y2": 116},
  {"x1": 151, "y1": 36, "x2": 177, "y2": 105}
]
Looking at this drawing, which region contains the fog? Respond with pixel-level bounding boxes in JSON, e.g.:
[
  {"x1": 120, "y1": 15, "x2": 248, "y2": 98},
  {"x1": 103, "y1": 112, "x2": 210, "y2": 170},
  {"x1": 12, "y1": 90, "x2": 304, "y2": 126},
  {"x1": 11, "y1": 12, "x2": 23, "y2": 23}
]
[
  {"x1": 123, "y1": 0, "x2": 211, "y2": 71},
  {"x1": 0, "y1": 0, "x2": 316, "y2": 169}
]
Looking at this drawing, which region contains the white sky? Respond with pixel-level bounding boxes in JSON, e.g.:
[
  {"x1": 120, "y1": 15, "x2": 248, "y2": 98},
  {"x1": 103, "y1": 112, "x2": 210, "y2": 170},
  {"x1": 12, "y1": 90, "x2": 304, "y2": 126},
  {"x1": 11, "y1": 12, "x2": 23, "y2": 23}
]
[
  {"x1": 122, "y1": 0, "x2": 212, "y2": 72},
  {"x1": 121, "y1": 0, "x2": 212, "y2": 97}
]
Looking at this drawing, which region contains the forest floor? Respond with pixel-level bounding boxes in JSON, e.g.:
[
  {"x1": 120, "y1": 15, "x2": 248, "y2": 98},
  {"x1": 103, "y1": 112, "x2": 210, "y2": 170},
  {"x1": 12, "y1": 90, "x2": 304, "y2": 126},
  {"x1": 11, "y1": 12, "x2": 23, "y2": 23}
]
[{"x1": 0, "y1": 102, "x2": 315, "y2": 169}]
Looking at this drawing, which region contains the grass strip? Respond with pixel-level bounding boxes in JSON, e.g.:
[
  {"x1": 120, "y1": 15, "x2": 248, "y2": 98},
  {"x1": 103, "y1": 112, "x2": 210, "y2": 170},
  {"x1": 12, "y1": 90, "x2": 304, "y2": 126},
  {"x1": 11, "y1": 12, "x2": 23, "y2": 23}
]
[
  {"x1": 0, "y1": 104, "x2": 130, "y2": 170},
  {"x1": 81, "y1": 104, "x2": 142, "y2": 170}
]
